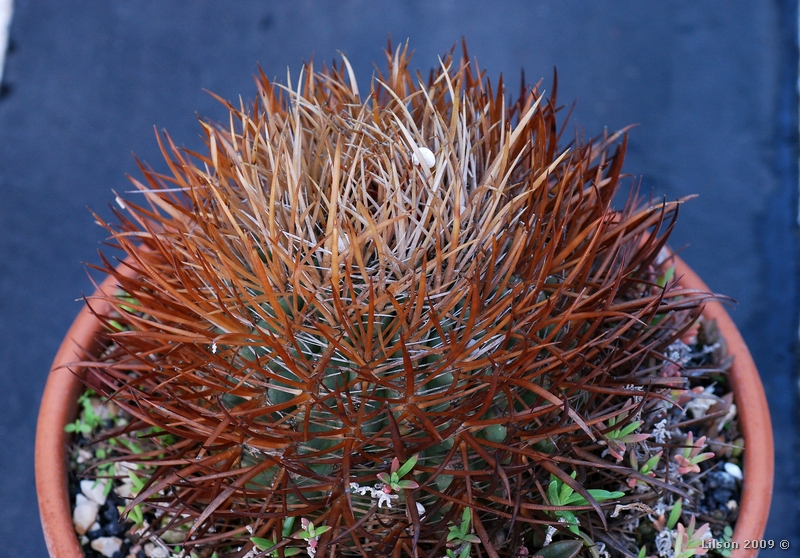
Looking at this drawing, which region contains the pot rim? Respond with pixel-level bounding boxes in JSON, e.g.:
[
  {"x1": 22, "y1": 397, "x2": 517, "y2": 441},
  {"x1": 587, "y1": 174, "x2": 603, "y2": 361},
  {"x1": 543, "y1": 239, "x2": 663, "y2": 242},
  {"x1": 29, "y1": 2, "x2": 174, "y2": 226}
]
[
  {"x1": 35, "y1": 257, "x2": 774, "y2": 557},
  {"x1": 35, "y1": 268, "x2": 135, "y2": 558},
  {"x1": 672, "y1": 258, "x2": 773, "y2": 558}
]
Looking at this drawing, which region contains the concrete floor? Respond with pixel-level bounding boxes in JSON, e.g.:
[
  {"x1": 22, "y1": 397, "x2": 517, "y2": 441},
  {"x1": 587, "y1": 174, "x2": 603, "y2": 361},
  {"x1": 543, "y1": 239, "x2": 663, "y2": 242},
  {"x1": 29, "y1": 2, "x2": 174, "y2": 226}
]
[{"x1": 0, "y1": 1, "x2": 797, "y2": 555}]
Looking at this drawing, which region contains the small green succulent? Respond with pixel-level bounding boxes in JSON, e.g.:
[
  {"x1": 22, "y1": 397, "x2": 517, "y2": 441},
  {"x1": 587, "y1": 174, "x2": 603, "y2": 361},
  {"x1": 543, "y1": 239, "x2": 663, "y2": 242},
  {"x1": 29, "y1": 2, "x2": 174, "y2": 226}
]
[
  {"x1": 547, "y1": 472, "x2": 624, "y2": 535},
  {"x1": 445, "y1": 508, "x2": 481, "y2": 558},
  {"x1": 376, "y1": 455, "x2": 419, "y2": 493},
  {"x1": 64, "y1": 390, "x2": 102, "y2": 434},
  {"x1": 674, "y1": 432, "x2": 715, "y2": 474}
]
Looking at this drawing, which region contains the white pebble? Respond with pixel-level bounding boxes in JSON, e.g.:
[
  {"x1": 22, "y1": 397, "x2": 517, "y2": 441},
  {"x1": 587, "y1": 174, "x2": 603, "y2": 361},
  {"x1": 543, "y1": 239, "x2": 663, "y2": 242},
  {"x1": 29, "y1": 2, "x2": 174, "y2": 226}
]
[
  {"x1": 81, "y1": 479, "x2": 109, "y2": 506},
  {"x1": 72, "y1": 494, "x2": 100, "y2": 535},
  {"x1": 724, "y1": 462, "x2": 743, "y2": 480},
  {"x1": 76, "y1": 449, "x2": 93, "y2": 464},
  {"x1": 411, "y1": 147, "x2": 435, "y2": 168},
  {"x1": 416, "y1": 502, "x2": 426, "y2": 516},
  {"x1": 90, "y1": 536, "x2": 123, "y2": 557},
  {"x1": 161, "y1": 529, "x2": 186, "y2": 543},
  {"x1": 115, "y1": 480, "x2": 134, "y2": 499},
  {"x1": 144, "y1": 542, "x2": 170, "y2": 558},
  {"x1": 92, "y1": 400, "x2": 119, "y2": 421},
  {"x1": 114, "y1": 461, "x2": 138, "y2": 476}
]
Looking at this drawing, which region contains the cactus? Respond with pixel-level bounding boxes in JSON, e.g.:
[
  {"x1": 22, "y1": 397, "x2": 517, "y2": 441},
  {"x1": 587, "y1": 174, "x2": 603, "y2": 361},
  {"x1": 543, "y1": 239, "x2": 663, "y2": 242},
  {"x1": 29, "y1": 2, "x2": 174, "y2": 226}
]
[{"x1": 85, "y1": 42, "x2": 712, "y2": 556}]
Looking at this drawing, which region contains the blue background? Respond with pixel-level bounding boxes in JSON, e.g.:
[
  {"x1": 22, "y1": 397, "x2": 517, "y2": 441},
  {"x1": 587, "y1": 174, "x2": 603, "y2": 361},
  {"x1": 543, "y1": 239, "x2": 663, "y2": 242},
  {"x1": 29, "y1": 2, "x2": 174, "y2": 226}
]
[{"x1": 0, "y1": 1, "x2": 796, "y2": 555}]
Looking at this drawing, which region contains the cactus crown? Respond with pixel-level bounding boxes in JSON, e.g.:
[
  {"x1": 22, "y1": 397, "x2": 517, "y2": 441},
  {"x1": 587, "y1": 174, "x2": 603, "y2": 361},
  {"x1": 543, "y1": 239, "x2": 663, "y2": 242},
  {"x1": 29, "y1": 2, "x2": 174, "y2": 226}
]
[{"x1": 88, "y1": 42, "x2": 709, "y2": 557}]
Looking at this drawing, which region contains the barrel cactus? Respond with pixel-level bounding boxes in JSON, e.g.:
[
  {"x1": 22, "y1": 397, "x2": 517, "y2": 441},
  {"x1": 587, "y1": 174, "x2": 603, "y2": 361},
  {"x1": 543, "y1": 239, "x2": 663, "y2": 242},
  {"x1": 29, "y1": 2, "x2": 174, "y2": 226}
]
[{"x1": 86, "y1": 43, "x2": 710, "y2": 557}]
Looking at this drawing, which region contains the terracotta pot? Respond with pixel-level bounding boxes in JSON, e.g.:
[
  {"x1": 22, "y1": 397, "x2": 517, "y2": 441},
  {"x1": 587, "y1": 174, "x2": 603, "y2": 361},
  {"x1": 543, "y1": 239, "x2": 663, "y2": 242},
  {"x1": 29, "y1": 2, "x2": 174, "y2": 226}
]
[
  {"x1": 672, "y1": 258, "x2": 774, "y2": 558},
  {"x1": 35, "y1": 268, "x2": 134, "y2": 558},
  {"x1": 35, "y1": 258, "x2": 774, "y2": 557}
]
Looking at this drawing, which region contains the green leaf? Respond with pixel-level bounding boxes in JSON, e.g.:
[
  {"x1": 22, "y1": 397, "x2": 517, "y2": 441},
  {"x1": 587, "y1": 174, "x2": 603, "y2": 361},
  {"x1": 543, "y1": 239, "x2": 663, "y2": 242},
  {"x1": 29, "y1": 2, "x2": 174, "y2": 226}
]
[
  {"x1": 642, "y1": 452, "x2": 662, "y2": 473},
  {"x1": 667, "y1": 499, "x2": 683, "y2": 530},
  {"x1": 251, "y1": 537, "x2": 274, "y2": 551},
  {"x1": 690, "y1": 451, "x2": 715, "y2": 465},
  {"x1": 620, "y1": 433, "x2": 650, "y2": 444},
  {"x1": 564, "y1": 488, "x2": 623, "y2": 506},
  {"x1": 396, "y1": 454, "x2": 418, "y2": 478},
  {"x1": 118, "y1": 437, "x2": 143, "y2": 454},
  {"x1": 674, "y1": 527, "x2": 684, "y2": 555},
  {"x1": 563, "y1": 492, "x2": 588, "y2": 506},
  {"x1": 619, "y1": 421, "x2": 642, "y2": 437},
  {"x1": 294, "y1": 530, "x2": 312, "y2": 540},
  {"x1": 129, "y1": 504, "x2": 144, "y2": 526},
  {"x1": 65, "y1": 419, "x2": 92, "y2": 434},
  {"x1": 282, "y1": 516, "x2": 296, "y2": 538},
  {"x1": 559, "y1": 479, "x2": 574, "y2": 504},
  {"x1": 557, "y1": 510, "x2": 578, "y2": 527},
  {"x1": 460, "y1": 508, "x2": 471, "y2": 533},
  {"x1": 657, "y1": 265, "x2": 676, "y2": 288},
  {"x1": 313, "y1": 525, "x2": 332, "y2": 536},
  {"x1": 547, "y1": 477, "x2": 560, "y2": 505},
  {"x1": 586, "y1": 489, "x2": 625, "y2": 502},
  {"x1": 555, "y1": 509, "x2": 580, "y2": 535},
  {"x1": 458, "y1": 544, "x2": 471, "y2": 558},
  {"x1": 127, "y1": 471, "x2": 145, "y2": 493},
  {"x1": 567, "y1": 523, "x2": 580, "y2": 536}
]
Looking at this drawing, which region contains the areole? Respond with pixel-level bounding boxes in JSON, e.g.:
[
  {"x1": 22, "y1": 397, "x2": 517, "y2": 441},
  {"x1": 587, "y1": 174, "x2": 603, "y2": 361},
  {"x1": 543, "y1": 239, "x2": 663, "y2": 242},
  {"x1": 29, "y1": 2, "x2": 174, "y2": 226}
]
[{"x1": 35, "y1": 257, "x2": 774, "y2": 558}]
